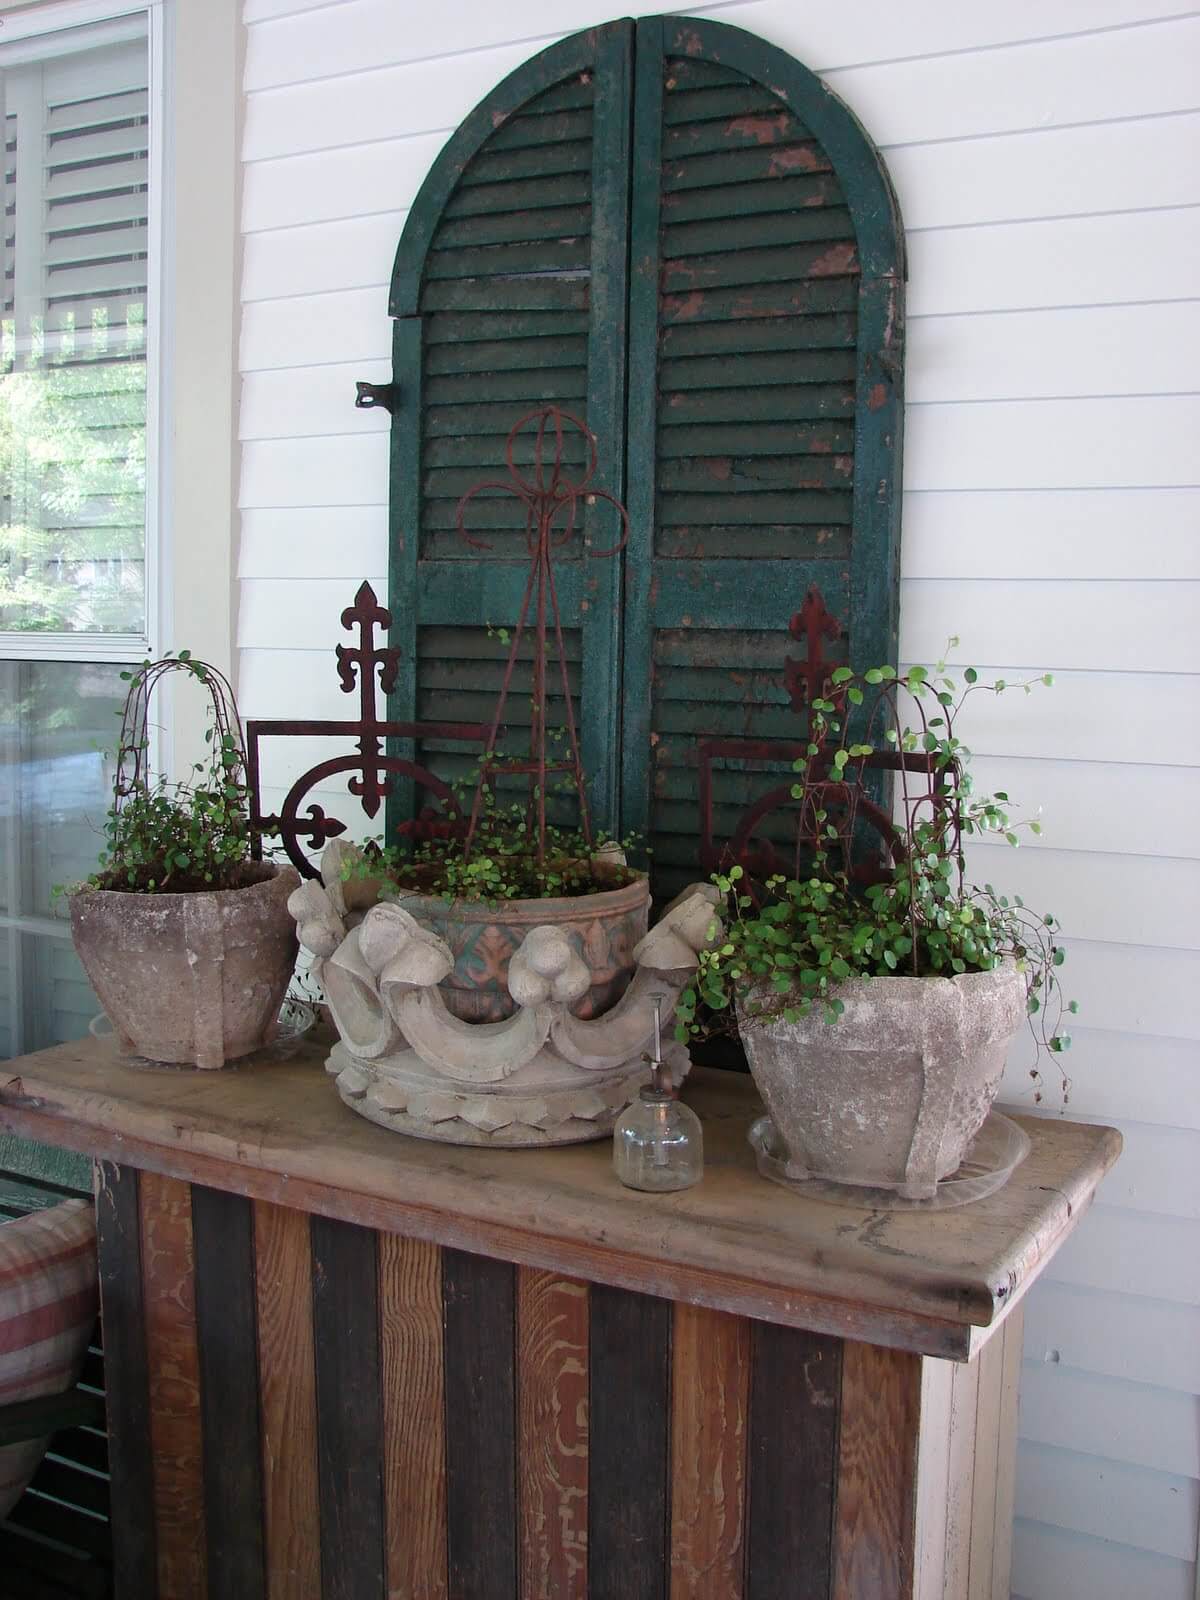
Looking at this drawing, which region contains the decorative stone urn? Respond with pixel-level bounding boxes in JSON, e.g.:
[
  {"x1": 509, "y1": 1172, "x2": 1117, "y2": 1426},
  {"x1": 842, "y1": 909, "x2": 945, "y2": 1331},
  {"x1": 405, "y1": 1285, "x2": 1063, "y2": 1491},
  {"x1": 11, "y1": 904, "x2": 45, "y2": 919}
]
[
  {"x1": 739, "y1": 962, "x2": 1027, "y2": 1199},
  {"x1": 290, "y1": 843, "x2": 721, "y2": 1146},
  {"x1": 70, "y1": 862, "x2": 300, "y2": 1069}
]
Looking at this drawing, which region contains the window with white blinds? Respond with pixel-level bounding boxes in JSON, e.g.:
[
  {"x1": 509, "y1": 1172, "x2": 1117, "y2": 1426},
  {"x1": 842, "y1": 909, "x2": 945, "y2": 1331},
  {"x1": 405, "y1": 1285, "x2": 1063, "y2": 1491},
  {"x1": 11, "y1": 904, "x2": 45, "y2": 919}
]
[
  {"x1": 0, "y1": 6, "x2": 157, "y2": 1066},
  {"x1": 1, "y1": 21, "x2": 151, "y2": 641}
]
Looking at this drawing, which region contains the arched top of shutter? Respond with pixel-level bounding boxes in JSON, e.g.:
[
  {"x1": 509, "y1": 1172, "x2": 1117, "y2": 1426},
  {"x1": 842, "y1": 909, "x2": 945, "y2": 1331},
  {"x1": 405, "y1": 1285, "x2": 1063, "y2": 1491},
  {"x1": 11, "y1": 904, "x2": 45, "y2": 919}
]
[
  {"x1": 655, "y1": 16, "x2": 905, "y2": 282},
  {"x1": 390, "y1": 16, "x2": 905, "y2": 311},
  {"x1": 389, "y1": 22, "x2": 631, "y2": 318}
]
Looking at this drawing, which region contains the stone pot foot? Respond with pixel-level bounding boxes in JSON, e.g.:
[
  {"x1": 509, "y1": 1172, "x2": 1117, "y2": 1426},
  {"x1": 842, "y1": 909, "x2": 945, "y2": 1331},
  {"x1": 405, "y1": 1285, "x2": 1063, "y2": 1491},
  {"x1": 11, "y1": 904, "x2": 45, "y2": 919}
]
[{"x1": 328, "y1": 1044, "x2": 676, "y2": 1147}]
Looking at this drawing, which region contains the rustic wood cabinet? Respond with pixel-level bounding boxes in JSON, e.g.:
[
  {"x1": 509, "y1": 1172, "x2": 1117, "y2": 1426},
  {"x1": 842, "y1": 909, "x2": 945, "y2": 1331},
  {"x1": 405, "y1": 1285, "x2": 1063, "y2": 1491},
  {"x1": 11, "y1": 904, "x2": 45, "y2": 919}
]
[{"x1": 0, "y1": 1037, "x2": 1118, "y2": 1600}]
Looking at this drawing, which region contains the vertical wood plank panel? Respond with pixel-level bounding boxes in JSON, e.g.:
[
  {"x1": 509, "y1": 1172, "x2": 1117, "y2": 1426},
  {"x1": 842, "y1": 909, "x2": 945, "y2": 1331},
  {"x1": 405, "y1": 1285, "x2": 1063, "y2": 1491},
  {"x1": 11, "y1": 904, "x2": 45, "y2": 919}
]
[
  {"x1": 140, "y1": 1168, "x2": 207, "y2": 1600},
  {"x1": 255, "y1": 1200, "x2": 321, "y2": 1600},
  {"x1": 311, "y1": 1214, "x2": 385, "y2": 1600},
  {"x1": 443, "y1": 1247, "x2": 517, "y2": 1600},
  {"x1": 913, "y1": 1358, "x2": 953, "y2": 1600},
  {"x1": 966, "y1": 1335, "x2": 1005, "y2": 1600},
  {"x1": 833, "y1": 1341, "x2": 922, "y2": 1600},
  {"x1": 990, "y1": 1309, "x2": 1024, "y2": 1600},
  {"x1": 588, "y1": 1282, "x2": 671, "y2": 1600},
  {"x1": 746, "y1": 1322, "x2": 842, "y2": 1600},
  {"x1": 95, "y1": 1161, "x2": 157, "y2": 1599},
  {"x1": 943, "y1": 1355, "x2": 981, "y2": 1598},
  {"x1": 517, "y1": 1267, "x2": 589, "y2": 1600},
  {"x1": 192, "y1": 1185, "x2": 267, "y2": 1600},
  {"x1": 669, "y1": 1301, "x2": 749, "y2": 1600},
  {"x1": 379, "y1": 1232, "x2": 448, "y2": 1600}
]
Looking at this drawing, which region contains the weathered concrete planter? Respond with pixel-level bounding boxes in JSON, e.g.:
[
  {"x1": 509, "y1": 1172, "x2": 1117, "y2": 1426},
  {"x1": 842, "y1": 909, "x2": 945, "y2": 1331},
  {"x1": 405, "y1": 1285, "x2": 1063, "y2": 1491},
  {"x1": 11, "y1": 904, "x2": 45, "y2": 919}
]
[
  {"x1": 291, "y1": 846, "x2": 719, "y2": 1147},
  {"x1": 392, "y1": 874, "x2": 651, "y2": 1023},
  {"x1": 739, "y1": 963, "x2": 1027, "y2": 1199},
  {"x1": 70, "y1": 863, "x2": 300, "y2": 1069}
]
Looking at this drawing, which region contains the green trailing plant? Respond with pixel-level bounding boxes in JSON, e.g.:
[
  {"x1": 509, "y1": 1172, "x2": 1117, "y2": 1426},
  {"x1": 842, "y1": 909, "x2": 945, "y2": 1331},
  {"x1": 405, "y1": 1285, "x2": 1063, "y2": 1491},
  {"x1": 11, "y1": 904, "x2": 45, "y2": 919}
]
[
  {"x1": 343, "y1": 774, "x2": 643, "y2": 904},
  {"x1": 675, "y1": 646, "x2": 1074, "y2": 1102},
  {"x1": 79, "y1": 652, "x2": 256, "y2": 894}
]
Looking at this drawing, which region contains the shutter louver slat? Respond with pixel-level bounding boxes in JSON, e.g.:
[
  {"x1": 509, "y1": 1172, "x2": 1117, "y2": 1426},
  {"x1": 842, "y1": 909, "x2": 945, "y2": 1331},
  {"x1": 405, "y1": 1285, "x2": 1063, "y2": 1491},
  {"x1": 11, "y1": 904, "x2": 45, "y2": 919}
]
[{"x1": 664, "y1": 207, "x2": 855, "y2": 257}]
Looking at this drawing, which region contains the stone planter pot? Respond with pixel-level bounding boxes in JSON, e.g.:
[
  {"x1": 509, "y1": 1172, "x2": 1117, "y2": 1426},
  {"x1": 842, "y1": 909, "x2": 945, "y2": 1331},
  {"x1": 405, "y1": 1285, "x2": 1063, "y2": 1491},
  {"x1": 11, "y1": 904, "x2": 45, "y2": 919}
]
[
  {"x1": 70, "y1": 862, "x2": 300, "y2": 1069},
  {"x1": 393, "y1": 873, "x2": 651, "y2": 1023},
  {"x1": 739, "y1": 962, "x2": 1027, "y2": 1199},
  {"x1": 291, "y1": 851, "x2": 721, "y2": 1147}
]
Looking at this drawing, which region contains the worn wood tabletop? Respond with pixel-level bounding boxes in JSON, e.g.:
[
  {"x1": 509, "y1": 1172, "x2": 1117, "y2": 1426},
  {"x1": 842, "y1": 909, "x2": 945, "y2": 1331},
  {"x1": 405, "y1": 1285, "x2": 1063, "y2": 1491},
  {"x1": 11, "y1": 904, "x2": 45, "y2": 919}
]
[{"x1": 0, "y1": 1034, "x2": 1120, "y2": 1359}]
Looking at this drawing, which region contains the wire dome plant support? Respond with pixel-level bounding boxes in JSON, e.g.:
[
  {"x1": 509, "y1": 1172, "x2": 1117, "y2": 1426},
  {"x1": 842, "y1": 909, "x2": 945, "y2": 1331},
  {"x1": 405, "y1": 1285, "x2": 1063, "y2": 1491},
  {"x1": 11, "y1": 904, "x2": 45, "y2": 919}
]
[
  {"x1": 102, "y1": 653, "x2": 252, "y2": 894},
  {"x1": 455, "y1": 405, "x2": 630, "y2": 868}
]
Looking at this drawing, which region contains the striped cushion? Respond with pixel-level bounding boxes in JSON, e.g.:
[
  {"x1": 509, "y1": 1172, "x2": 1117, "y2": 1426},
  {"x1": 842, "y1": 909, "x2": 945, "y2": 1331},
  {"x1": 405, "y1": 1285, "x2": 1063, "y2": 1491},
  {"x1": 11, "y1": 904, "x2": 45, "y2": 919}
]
[{"x1": 0, "y1": 1198, "x2": 99, "y2": 1519}]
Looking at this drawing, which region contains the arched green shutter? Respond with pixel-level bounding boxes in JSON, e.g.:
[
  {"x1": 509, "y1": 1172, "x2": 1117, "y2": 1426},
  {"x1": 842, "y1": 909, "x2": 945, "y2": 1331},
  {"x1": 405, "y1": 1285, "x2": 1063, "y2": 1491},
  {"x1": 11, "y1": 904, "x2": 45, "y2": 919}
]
[
  {"x1": 386, "y1": 17, "x2": 904, "y2": 886},
  {"x1": 387, "y1": 23, "x2": 634, "y2": 828}
]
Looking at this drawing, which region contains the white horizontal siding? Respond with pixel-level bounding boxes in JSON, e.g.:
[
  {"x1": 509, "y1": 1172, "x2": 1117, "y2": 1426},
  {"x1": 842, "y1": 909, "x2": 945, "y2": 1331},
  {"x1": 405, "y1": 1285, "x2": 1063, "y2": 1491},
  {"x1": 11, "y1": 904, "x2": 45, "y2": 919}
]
[
  {"x1": 1028, "y1": 1031, "x2": 1198, "y2": 1133},
  {"x1": 243, "y1": 1, "x2": 1195, "y2": 83},
  {"x1": 1016, "y1": 1442, "x2": 1198, "y2": 1561},
  {"x1": 1018, "y1": 1362, "x2": 1200, "y2": 1478},
  {"x1": 1012, "y1": 1519, "x2": 1195, "y2": 1600},
  {"x1": 237, "y1": 3, "x2": 1200, "y2": 1592},
  {"x1": 1024, "y1": 1282, "x2": 1200, "y2": 1394},
  {"x1": 1077, "y1": 1119, "x2": 1200, "y2": 1218}
]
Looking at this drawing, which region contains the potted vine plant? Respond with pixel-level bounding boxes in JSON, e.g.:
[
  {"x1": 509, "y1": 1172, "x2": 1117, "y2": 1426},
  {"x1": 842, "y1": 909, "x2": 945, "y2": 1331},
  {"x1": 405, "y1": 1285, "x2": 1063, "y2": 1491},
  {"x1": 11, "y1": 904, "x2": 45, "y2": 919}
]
[
  {"x1": 675, "y1": 648, "x2": 1075, "y2": 1200},
  {"x1": 68, "y1": 653, "x2": 299, "y2": 1069},
  {"x1": 331, "y1": 782, "x2": 648, "y2": 1025}
]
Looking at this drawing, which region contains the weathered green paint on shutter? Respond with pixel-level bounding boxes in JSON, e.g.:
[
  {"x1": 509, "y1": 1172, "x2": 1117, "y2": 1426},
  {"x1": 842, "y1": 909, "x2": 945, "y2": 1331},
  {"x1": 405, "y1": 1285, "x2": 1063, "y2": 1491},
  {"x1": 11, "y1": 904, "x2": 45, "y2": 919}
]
[
  {"x1": 387, "y1": 23, "x2": 633, "y2": 834},
  {"x1": 385, "y1": 17, "x2": 904, "y2": 885},
  {"x1": 621, "y1": 17, "x2": 905, "y2": 897}
]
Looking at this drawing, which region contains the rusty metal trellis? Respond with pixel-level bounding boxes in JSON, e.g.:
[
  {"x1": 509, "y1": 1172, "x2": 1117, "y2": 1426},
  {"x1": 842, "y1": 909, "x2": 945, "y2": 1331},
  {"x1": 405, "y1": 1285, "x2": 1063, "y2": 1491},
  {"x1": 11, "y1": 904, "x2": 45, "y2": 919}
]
[
  {"x1": 454, "y1": 405, "x2": 630, "y2": 866},
  {"x1": 697, "y1": 584, "x2": 944, "y2": 886},
  {"x1": 246, "y1": 580, "x2": 488, "y2": 878}
]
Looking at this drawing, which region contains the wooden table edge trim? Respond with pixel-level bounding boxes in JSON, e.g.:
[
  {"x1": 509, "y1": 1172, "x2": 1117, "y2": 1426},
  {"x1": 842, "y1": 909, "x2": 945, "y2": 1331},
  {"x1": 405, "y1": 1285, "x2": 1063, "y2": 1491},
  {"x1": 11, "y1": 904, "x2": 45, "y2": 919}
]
[
  {"x1": 1, "y1": 1090, "x2": 983, "y2": 1359},
  {"x1": 0, "y1": 1072, "x2": 1122, "y2": 1363}
]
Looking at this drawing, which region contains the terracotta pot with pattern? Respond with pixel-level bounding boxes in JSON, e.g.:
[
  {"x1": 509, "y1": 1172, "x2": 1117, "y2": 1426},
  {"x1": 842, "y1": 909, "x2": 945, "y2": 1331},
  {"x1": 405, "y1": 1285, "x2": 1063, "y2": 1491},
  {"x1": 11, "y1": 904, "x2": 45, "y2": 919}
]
[{"x1": 394, "y1": 872, "x2": 651, "y2": 1022}]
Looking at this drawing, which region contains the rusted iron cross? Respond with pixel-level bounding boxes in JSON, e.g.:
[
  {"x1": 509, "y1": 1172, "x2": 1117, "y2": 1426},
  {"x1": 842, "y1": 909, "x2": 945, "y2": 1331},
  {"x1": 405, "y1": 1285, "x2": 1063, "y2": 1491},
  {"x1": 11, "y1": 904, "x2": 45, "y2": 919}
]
[
  {"x1": 783, "y1": 584, "x2": 842, "y2": 713},
  {"x1": 335, "y1": 580, "x2": 402, "y2": 814}
]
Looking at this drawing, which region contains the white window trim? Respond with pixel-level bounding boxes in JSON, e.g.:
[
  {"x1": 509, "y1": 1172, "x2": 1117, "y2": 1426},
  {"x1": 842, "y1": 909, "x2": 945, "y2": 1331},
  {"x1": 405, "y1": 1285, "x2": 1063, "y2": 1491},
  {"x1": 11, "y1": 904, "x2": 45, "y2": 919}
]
[{"x1": 0, "y1": 0, "x2": 166, "y2": 665}]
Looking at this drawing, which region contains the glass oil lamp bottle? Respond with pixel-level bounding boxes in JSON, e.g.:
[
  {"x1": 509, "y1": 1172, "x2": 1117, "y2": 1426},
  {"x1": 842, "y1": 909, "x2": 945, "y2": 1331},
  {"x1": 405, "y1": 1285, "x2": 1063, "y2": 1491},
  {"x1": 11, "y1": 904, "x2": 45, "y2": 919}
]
[{"x1": 613, "y1": 1000, "x2": 703, "y2": 1192}]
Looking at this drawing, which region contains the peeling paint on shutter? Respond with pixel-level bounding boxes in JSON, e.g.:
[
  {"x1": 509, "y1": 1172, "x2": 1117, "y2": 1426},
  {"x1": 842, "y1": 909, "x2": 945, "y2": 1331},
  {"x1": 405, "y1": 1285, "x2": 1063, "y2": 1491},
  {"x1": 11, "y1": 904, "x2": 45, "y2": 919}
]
[{"x1": 621, "y1": 17, "x2": 904, "y2": 898}]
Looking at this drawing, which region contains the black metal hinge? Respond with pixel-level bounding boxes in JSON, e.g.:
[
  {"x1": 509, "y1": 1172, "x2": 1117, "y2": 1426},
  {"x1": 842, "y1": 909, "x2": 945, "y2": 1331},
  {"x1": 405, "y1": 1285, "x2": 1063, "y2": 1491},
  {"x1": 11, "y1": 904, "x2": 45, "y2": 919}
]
[{"x1": 355, "y1": 381, "x2": 396, "y2": 413}]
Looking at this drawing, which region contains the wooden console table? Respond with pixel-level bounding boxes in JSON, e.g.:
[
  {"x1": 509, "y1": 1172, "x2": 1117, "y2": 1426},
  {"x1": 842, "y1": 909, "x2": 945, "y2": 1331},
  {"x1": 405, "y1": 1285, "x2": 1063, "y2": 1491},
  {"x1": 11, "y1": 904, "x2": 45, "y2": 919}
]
[{"x1": 0, "y1": 1036, "x2": 1119, "y2": 1600}]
